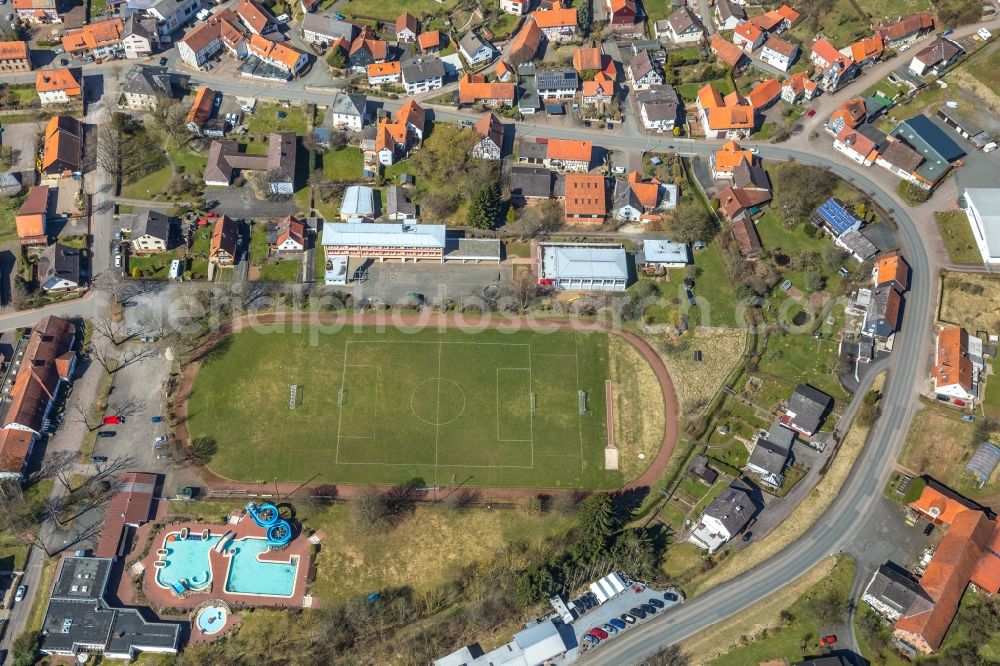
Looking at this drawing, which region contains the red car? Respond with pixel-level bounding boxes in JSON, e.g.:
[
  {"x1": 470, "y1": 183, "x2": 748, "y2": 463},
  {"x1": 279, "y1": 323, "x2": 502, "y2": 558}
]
[
  {"x1": 204, "y1": 211, "x2": 220, "y2": 218},
  {"x1": 589, "y1": 628, "x2": 609, "y2": 641},
  {"x1": 953, "y1": 399, "x2": 967, "y2": 407},
  {"x1": 806, "y1": 108, "x2": 816, "y2": 117},
  {"x1": 102, "y1": 416, "x2": 123, "y2": 424},
  {"x1": 820, "y1": 635, "x2": 837, "y2": 646}
]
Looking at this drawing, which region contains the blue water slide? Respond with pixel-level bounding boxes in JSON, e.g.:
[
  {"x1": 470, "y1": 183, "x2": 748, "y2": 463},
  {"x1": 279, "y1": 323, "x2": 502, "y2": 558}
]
[
  {"x1": 246, "y1": 502, "x2": 281, "y2": 528},
  {"x1": 266, "y1": 520, "x2": 292, "y2": 546}
]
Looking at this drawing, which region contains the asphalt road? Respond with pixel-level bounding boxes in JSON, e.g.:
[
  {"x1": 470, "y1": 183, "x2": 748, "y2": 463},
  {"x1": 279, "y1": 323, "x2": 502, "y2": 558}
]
[
  {"x1": 580, "y1": 158, "x2": 932, "y2": 665},
  {"x1": 0, "y1": 26, "x2": 959, "y2": 661}
]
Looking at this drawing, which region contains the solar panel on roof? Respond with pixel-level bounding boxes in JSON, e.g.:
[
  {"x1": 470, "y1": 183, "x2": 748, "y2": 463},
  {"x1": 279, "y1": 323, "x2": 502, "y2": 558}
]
[{"x1": 813, "y1": 198, "x2": 861, "y2": 235}]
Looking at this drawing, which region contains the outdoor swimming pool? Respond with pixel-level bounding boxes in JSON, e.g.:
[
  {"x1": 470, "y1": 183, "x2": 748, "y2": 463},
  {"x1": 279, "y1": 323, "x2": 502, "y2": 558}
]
[
  {"x1": 156, "y1": 534, "x2": 221, "y2": 591},
  {"x1": 155, "y1": 532, "x2": 297, "y2": 597},
  {"x1": 225, "y1": 537, "x2": 297, "y2": 597}
]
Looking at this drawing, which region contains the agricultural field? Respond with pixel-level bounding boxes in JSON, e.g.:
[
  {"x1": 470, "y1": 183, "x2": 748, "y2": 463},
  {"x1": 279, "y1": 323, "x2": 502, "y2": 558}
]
[
  {"x1": 855, "y1": 0, "x2": 931, "y2": 21},
  {"x1": 188, "y1": 326, "x2": 663, "y2": 488},
  {"x1": 939, "y1": 272, "x2": 1000, "y2": 335}
]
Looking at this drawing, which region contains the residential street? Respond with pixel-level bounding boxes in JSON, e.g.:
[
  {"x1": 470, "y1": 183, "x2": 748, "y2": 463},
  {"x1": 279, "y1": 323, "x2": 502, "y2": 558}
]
[{"x1": 0, "y1": 10, "x2": 995, "y2": 664}]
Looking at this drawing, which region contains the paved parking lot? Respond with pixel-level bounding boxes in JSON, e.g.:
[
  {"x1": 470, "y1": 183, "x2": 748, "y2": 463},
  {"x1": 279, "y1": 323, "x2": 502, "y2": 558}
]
[
  {"x1": 348, "y1": 262, "x2": 511, "y2": 306},
  {"x1": 556, "y1": 586, "x2": 683, "y2": 662}
]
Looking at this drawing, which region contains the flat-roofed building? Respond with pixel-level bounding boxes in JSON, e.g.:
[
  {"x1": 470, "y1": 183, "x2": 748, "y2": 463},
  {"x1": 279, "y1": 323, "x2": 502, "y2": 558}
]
[{"x1": 538, "y1": 242, "x2": 628, "y2": 291}]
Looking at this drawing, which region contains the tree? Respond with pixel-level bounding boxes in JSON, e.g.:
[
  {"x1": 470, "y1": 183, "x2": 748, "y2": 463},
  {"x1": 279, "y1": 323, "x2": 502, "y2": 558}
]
[
  {"x1": 669, "y1": 202, "x2": 718, "y2": 243},
  {"x1": 353, "y1": 486, "x2": 391, "y2": 533},
  {"x1": 577, "y1": 0, "x2": 592, "y2": 36},
  {"x1": 645, "y1": 644, "x2": 692, "y2": 666},
  {"x1": 505, "y1": 204, "x2": 517, "y2": 226},
  {"x1": 10, "y1": 631, "x2": 39, "y2": 666},
  {"x1": 326, "y1": 46, "x2": 347, "y2": 69},
  {"x1": 772, "y1": 164, "x2": 833, "y2": 225},
  {"x1": 467, "y1": 181, "x2": 502, "y2": 229},
  {"x1": 805, "y1": 272, "x2": 824, "y2": 292},
  {"x1": 577, "y1": 492, "x2": 616, "y2": 541},
  {"x1": 148, "y1": 95, "x2": 191, "y2": 150}
]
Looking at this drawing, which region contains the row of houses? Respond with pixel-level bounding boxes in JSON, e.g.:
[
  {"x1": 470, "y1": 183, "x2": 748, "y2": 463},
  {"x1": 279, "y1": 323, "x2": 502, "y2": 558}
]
[{"x1": 831, "y1": 111, "x2": 966, "y2": 191}]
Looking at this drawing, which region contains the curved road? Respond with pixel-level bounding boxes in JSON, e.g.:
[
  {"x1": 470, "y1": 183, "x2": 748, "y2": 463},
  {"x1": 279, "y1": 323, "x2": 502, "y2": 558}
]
[
  {"x1": 581, "y1": 148, "x2": 932, "y2": 662},
  {"x1": 0, "y1": 34, "x2": 952, "y2": 661}
]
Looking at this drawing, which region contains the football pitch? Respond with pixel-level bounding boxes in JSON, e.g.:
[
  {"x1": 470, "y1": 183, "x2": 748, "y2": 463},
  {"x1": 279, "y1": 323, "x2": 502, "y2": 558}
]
[{"x1": 188, "y1": 326, "x2": 633, "y2": 489}]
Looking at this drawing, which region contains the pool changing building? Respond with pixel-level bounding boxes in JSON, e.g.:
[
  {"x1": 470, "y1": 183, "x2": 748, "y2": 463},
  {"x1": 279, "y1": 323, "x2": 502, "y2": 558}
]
[
  {"x1": 537, "y1": 243, "x2": 629, "y2": 292},
  {"x1": 40, "y1": 557, "x2": 180, "y2": 659},
  {"x1": 434, "y1": 618, "x2": 575, "y2": 666}
]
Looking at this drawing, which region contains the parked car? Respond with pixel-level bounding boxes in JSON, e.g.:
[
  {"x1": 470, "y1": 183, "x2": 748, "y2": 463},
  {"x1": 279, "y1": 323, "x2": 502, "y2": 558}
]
[
  {"x1": 954, "y1": 399, "x2": 967, "y2": 407},
  {"x1": 609, "y1": 618, "x2": 627, "y2": 630},
  {"x1": 899, "y1": 43, "x2": 911, "y2": 52},
  {"x1": 647, "y1": 597, "x2": 665, "y2": 608},
  {"x1": 606, "y1": 122, "x2": 613, "y2": 130},
  {"x1": 629, "y1": 607, "x2": 647, "y2": 619},
  {"x1": 962, "y1": 415, "x2": 975, "y2": 422},
  {"x1": 640, "y1": 603, "x2": 657, "y2": 615},
  {"x1": 582, "y1": 634, "x2": 598, "y2": 646},
  {"x1": 589, "y1": 628, "x2": 609, "y2": 641},
  {"x1": 620, "y1": 613, "x2": 637, "y2": 624},
  {"x1": 936, "y1": 394, "x2": 950, "y2": 402},
  {"x1": 748, "y1": 147, "x2": 759, "y2": 154},
  {"x1": 115, "y1": 254, "x2": 122, "y2": 269},
  {"x1": 97, "y1": 431, "x2": 116, "y2": 438},
  {"x1": 154, "y1": 435, "x2": 168, "y2": 443},
  {"x1": 151, "y1": 416, "x2": 163, "y2": 423},
  {"x1": 90, "y1": 456, "x2": 108, "y2": 463},
  {"x1": 601, "y1": 623, "x2": 617, "y2": 635},
  {"x1": 159, "y1": 56, "x2": 168, "y2": 66},
  {"x1": 806, "y1": 108, "x2": 816, "y2": 117},
  {"x1": 941, "y1": 28, "x2": 954, "y2": 36},
  {"x1": 819, "y1": 635, "x2": 837, "y2": 646},
  {"x1": 664, "y1": 591, "x2": 679, "y2": 602},
  {"x1": 103, "y1": 416, "x2": 123, "y2": 424},
  {"x1": 742, "y1": 531, "x2": 753, "y2": 542},
  {"x1": 14, "y1": 585, "x2": 25, "y2": 602},
  {"x1": 334, "y1": 12, "x2": 345, "y2": 20},
  {"x1": 924, "y1": 523, "x2": 935, "y2": 536}
]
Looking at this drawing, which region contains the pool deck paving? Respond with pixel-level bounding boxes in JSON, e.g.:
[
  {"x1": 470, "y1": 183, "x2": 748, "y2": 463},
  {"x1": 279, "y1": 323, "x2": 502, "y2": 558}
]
[{"x1": 125, "y1": 511, "x2": 314, "y2": 616}]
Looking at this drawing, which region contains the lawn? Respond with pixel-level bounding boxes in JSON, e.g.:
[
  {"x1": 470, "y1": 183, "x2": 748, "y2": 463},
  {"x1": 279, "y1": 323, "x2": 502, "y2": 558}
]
[
  {"x1": 0, "y1": 191, "x2": 26, "y2": 240},
  {"x1": 307, "y1": 502, "x2": 574, "y2": 603},
  {"x1": 337, "y1": 0, "x2": 458, "y2": 21},
  {"x1": 486, "y1": 12, "x2": 520, "y2": 40},
  {"x1": 786, "y1": 0, "x2": 868, "y2": 49},
  {"x1": 249, "y1": 223, "x2": 269, "y2": 264},
  {"x1": 984, "y1": 377, "x2": 1000, "y2": 420},
  {"x1": 188, "y1": 326, "x2": 658, "y2": 488},
  {"x1": 961, "y1": 36, "x2": 1000, "y2": 90},
  {"x1": 939, "y1": 272, "x2": 1000, "y2": 334},
  {"x1": 687, "y1": 242, "x2": 740, "y2": 329},
  {"x1": 128, "y1": 249, "x2": 181, "y2": 279},
  {"x1": 677, "y1": 78, "x2": 734, "y2": 103},
  {"x1": 120, "y1": 161, "x2": 172, "y2": 201},
  {"x1": 257, "y1": 259, "x2": 301, "y2": 282},
  {"x1": 171, "y1": 145, "x2": 208, "y2": 178},
  {"x1": 321, "y1": 146, "x2": 362, "y2": 181},
  {"x1": 899, "y1": 405, "x2": 999, "y2": 499},
  {"x1": 936, "y1": 210, "x2": 982, "y2": 265},
  {"x1": 707, "y1": 555, "x2": 854, "y2": 665},
  {"x1": 855, "y1": 0, "x2": 931, "y2": 21},
  {"x1": 756, "y1": 330, "x2": 847, "y2": 401},
  {"x1": 247, "y1": 104, "x2": 309, "y2": 136},
  {"x1": 8, "y1": 84, "x2": 37, "y2": 107}
]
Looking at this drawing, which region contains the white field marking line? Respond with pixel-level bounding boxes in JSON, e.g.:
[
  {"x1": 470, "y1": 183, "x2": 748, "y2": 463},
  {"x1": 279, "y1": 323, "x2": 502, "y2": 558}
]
[
  {"x1": 532, "y1": 353, "x2": 578, "y2": 357},
  {"x1": 332, "y1": 461, "x2": 535, "y2": 469},
  {"x1": 345, "y1": 340, "x2": 530, "y2": 346},
  {"x1": 575, "y1": 335, "x2": 584, "y2": 472},
  {"x1": 495, "y1": 367, "x2": 533, "y2": 443},
  {"x1": 528, "y1": 343, "x2": 535, "y2": 468},
  {"x1": 335, "y1": 340, "x2": 350, "y2": 464},
  {"x1": 434, "y1": 339, "x2": 442, "y2": 489}
]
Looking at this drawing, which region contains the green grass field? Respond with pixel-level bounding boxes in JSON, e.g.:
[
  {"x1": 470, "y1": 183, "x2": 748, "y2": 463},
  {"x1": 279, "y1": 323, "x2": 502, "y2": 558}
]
[
  {"x1": 189, "y1": 326, "x2": 623, "y2": 488},
  {"x1": 936, "y1": 211, "x2": 983, "y2": 265}
]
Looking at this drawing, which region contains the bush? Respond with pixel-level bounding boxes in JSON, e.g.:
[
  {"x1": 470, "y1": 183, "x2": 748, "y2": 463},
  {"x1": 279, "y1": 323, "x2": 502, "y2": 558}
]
[{"x1": 897, "y1": 180, "x2": 930, "y2": 205}]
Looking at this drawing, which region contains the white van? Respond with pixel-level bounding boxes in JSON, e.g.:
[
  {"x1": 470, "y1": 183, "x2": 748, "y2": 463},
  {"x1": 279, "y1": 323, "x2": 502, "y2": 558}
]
[{"x1": 169, "y1": 259, "x2": 182, "y2": 280}]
